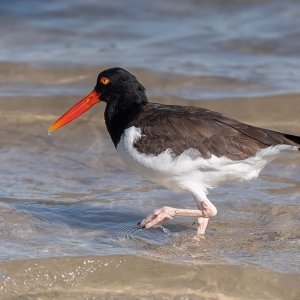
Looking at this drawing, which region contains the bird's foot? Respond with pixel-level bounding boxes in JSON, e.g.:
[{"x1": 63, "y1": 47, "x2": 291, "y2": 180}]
[
  {"x1": 138, "y1": 205, "x2": 215, "y2": 234},
  {"x1": 139, "y1": 206, "x2": 176, "y2": 229}
]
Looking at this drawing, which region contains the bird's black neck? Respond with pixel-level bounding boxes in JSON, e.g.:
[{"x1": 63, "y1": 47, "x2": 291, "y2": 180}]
[{"x1": 104, "y1": 98, "x2": 147, "y2": 147}]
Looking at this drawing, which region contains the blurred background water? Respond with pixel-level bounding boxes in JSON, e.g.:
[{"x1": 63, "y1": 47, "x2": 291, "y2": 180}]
[
  {"x1": 1, "y1": 0, "x2": 300, "y2": 99},
  {"x1": 0, "y1": 0, "x2": 300, "y2": 299}
]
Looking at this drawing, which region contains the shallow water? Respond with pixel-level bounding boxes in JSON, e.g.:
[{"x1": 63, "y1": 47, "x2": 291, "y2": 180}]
[
  {"x1": 0, "y1": 0, "x2": 300, "y2": 299},
  {"x1": 2, "y1": 0, "x2": 300, "y2": 99},
  {"x1": 0, "y1": 95, "x2": 300, "y2": 299}
]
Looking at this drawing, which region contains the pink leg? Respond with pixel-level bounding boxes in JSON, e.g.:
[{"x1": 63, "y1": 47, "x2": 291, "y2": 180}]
[
  {"x1": 197, "y1": 217, "x2": 209, "y2": 235},
  {"x1": 196, "y1": 201, "x2": 211, "y2": 235},
  {"x1": 139, "y1": 196, "x2": 217, "y2": 235}
]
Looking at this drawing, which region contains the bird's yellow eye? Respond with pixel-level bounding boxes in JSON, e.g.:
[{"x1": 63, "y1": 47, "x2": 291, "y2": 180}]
[{"x1": 100, "y1": 77, "x2": 110, "y2": 85}]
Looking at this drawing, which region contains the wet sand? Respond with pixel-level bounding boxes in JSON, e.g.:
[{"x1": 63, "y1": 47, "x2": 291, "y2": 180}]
[{"x1": 1, "y1": 255, "x2": 300, "y2": 299}]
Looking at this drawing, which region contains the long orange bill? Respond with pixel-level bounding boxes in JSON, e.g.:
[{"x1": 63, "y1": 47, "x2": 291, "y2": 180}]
[{"x1": 48, "y1": 90, "x2": 101, "y2": 132}]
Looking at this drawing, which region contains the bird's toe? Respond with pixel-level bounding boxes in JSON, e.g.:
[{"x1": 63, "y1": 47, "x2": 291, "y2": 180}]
[{"x1": 139, "y1": 206, "x2": 176, "y2": 229}]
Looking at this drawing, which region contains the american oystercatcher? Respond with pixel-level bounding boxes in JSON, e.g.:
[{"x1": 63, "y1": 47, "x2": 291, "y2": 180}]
[{"x1": 49, "y1": 68, "x2": 300, "y2": 235}]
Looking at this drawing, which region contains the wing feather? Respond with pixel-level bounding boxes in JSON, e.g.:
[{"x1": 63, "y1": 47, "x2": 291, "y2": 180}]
[{"x1": 127, "y1": 103, "x2": 299, "y2": 160}]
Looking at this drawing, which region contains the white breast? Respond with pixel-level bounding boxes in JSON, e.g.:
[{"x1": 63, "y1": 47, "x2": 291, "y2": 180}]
[{"x1": 117, "y1": 126, "x2": 297, "y2": 198}]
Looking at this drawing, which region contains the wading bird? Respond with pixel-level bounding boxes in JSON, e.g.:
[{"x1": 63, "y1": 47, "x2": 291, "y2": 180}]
[{"x1": 49, "y1": 68, "x2": 300, "y2": 235}]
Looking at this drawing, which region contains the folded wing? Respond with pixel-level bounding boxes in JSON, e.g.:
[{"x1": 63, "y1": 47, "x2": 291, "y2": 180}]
[{"x1": 128, "y1": 103, "x2": 300, "y2": 160}]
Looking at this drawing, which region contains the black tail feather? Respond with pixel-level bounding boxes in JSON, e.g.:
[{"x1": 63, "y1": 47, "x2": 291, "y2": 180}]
[{"x1": 284, "y1": 134, "x2": 300, "y2": 148}]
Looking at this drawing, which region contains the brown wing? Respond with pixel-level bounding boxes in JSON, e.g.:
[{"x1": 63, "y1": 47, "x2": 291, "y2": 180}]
[{"x1": 127, "y1": 103, "x2": 300, "y2": 160}]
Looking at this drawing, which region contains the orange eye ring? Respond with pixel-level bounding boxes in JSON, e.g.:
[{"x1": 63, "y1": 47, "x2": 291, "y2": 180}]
[{"x1": 100, "y1": 77, "x2": 110, "y2": 85}]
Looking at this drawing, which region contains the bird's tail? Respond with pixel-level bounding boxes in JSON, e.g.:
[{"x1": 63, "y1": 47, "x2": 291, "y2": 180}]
[{"x1": 284, "y1": 133, "x2": 300, "y2": 150}]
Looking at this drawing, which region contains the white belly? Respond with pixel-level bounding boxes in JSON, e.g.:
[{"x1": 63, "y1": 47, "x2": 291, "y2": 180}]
[{"x1": 117, "y1": 126, "x2": 297, "y2": 197}]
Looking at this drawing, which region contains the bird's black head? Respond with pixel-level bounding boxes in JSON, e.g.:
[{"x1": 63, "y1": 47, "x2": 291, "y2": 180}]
[
  {"x1": 48, "y1": 67, "x2": 148, "y2": 134},
  {"x1": 94, "y1": 67, "x2": 148, "y2": 107},
  {"x1": 96, "y1": 68, "x2": 148, "y2": 146}
]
